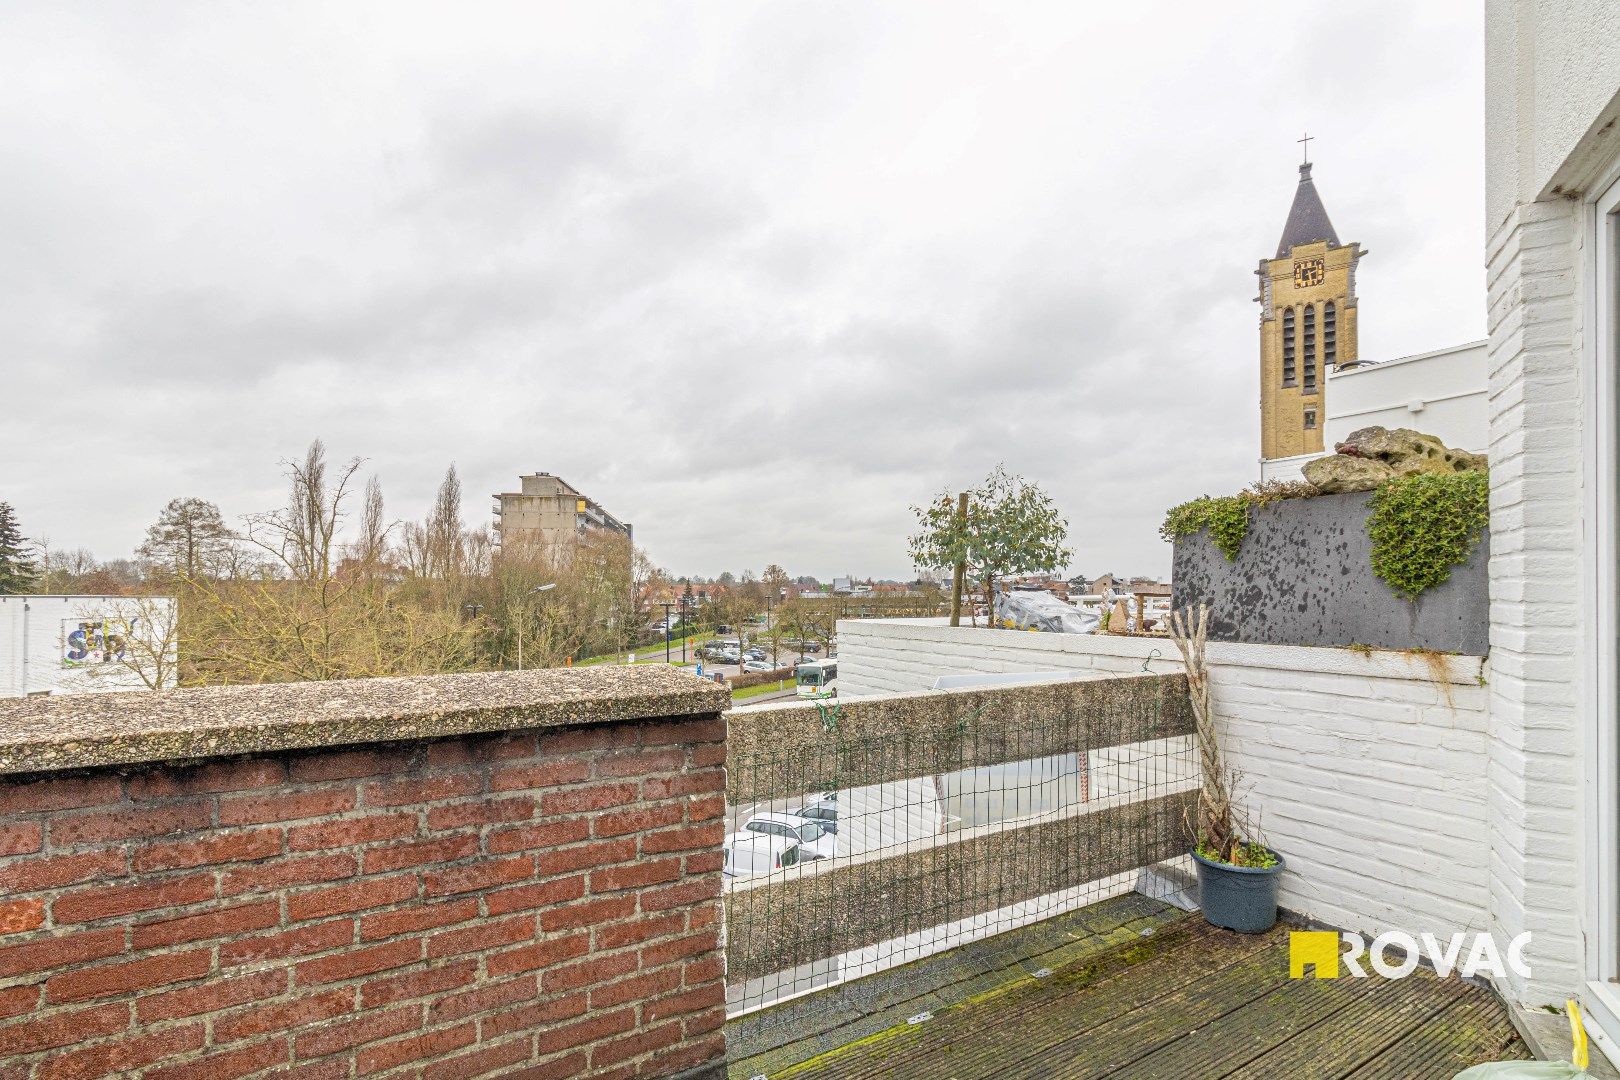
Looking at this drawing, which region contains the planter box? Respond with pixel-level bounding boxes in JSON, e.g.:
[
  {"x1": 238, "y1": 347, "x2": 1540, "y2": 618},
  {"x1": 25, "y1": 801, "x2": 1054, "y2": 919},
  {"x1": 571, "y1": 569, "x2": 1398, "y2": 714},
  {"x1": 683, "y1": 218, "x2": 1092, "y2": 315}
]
[{"x1": 1170, "y1": 491, "x2": 1489, "y2": 655}]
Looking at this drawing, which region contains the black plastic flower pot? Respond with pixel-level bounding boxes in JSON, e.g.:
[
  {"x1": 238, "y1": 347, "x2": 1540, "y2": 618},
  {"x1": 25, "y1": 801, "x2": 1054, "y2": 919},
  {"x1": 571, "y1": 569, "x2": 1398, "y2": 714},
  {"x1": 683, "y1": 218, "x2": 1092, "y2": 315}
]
[{"x1": 1192, "y1": 847, "x2": 1285, "y2": 933}]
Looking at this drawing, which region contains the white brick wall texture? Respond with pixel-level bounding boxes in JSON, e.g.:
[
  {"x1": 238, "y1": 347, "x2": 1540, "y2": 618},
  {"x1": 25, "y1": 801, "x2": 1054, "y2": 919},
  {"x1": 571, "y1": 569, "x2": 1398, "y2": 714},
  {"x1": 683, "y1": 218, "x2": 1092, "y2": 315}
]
[
  {"x1": 837, "y1": 619, "x2": 1493, "y2": 957},
  {"x1": 1484, "y1": 197, "x2": 1587, "y2": 1006}
]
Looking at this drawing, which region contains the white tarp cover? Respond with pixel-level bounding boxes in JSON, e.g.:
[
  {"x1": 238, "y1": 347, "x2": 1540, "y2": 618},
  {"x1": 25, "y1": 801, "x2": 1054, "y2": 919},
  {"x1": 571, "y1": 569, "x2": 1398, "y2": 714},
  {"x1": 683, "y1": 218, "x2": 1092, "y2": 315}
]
[{"x1": 994, "y1": 590, "x2": 1100, "y2": 635}]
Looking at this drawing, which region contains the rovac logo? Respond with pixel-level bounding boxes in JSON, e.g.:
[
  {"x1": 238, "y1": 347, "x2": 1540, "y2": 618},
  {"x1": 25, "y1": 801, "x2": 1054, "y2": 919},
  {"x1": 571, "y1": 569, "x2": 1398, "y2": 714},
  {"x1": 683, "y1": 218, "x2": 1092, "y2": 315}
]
[{"x1": 1289, "y1": 930, "x2": 1532, "y2": 980}]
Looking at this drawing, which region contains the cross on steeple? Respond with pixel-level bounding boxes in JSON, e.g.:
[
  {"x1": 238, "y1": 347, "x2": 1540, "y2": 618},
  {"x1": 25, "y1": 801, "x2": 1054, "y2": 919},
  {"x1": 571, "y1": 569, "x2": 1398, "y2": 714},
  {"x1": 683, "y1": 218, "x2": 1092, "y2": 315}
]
[{"x1": 1298, "y1": 131, "x2": 1314, "y2": 165}]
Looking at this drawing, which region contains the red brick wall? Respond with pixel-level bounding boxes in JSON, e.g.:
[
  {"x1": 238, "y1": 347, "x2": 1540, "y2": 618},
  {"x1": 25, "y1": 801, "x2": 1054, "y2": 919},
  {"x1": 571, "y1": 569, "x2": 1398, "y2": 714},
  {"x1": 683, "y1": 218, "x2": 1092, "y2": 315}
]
[{"x1": 0, "y1": 714, "x2": 728, "y2": 1080}]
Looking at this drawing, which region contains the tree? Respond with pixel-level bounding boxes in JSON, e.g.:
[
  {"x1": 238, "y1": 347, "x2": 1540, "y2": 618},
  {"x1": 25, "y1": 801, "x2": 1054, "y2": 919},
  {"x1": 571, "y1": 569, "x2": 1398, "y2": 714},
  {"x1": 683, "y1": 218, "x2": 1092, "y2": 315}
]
[
  {"x1": 426, "y1": 465, "x2": 465, "y2": 580},
  {"x1": 71, "y1": 594, "x2": 182, "y2": 691},
  {"x1": 0, "y1": 503, "x2": 39, "y2": 594},
  {"x1": 909, "y1": 466, "x2": 1072, "y2": 629},
  {"x1": 140, "y1": 497, "x2": 237, "y2": 579},
  {"x1": 37, "y1": 547, "x2": 109, "y2": 594},
  {"x1": 184, "y1": 441, "x2": 480, "y2": 684}
]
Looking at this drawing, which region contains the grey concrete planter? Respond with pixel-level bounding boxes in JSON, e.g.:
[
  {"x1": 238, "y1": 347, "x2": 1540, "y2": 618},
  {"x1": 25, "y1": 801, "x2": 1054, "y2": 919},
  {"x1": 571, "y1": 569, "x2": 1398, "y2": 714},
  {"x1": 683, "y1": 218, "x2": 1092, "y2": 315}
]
[
  {"x1": 1192, "y1": 847, "x2": 1284, "y2": 934},
  {"x1": 1170, "y1": 490, "x2": 1489, "y2": 655}
]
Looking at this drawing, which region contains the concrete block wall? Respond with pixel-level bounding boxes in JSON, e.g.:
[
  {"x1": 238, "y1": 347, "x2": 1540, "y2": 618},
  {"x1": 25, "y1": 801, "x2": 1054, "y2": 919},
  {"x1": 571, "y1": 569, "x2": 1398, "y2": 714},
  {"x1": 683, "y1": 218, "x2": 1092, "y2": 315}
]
[
  {"x1": 837, "y1": 618, "x2": 1491, "y2": 947},
  {"x1": 0, "y1": 669, "x2": 731, "y2": 1080}
]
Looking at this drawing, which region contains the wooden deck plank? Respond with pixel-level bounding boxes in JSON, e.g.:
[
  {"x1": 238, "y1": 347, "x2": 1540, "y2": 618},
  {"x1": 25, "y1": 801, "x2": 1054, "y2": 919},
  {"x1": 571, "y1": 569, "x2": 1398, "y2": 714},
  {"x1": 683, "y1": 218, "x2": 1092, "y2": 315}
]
[
  {"x1": 857, "y1": 925, "x2": 1287, "y2": 1080},
  {"x1": 1345, "y1": 992, "x2": 1529, "y2": 1079},
  {"x1": 776, "y1": 919, "x2": 1266, "y2": 1079},
  {"x1": 1108, "y1": 946, "x2": 1452, "y2": 1079},
  {"x1": 725, "y1": 896, "x2": 1180, "y2": 1079},
  {"x1": 741, "y1": 909, "x2": 1527, "y2": 1080},
  {"x1": 1219, "y1": 971, "x2": 1469, "y2": 1080},
  {"x1": 1028, "y1": 930, "x2": 1298, "y2": 1080}
]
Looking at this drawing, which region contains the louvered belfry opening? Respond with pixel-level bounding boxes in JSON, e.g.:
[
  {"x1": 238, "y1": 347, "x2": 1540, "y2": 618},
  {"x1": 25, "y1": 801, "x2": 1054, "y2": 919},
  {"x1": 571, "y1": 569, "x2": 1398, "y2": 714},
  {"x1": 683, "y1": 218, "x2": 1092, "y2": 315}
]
[
  {"x1": 1302, "y1": 303, "x2": 1317, "y2": 393},
  {"x1": 1281, "y1": 307, "x2": 1296, "y2": 386}
]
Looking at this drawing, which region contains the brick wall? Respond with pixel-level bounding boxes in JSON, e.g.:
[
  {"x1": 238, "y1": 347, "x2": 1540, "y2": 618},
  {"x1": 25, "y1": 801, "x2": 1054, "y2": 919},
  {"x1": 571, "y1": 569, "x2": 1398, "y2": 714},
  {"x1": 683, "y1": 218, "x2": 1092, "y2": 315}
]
[
  {"x1": 0, "y1": 716, "x2": 728, "y2": 1079},
  {"x1": 1483, "y1": 197, "x2": 1586, "y2": 1005},
  {"x1": 836, "y1": 619, "x2": 1491, "y2": 947}
]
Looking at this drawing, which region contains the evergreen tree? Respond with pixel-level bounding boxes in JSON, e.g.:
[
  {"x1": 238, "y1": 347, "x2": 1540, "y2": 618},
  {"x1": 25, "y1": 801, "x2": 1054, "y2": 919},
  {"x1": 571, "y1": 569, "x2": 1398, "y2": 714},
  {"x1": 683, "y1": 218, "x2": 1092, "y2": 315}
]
[
  {"x1": 139, "y1": 497, "x2": 237, "y2": 579},
  {"x1": 0, "y1": 503, "x2": 40, "y2": 594}
]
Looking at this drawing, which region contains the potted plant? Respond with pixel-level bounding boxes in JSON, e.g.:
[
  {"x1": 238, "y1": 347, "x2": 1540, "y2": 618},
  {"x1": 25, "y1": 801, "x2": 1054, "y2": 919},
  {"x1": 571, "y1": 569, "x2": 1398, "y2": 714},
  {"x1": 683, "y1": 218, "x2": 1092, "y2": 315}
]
[{"x1": 1169, "y1": 605, "x2": 1285, "y2": 933}]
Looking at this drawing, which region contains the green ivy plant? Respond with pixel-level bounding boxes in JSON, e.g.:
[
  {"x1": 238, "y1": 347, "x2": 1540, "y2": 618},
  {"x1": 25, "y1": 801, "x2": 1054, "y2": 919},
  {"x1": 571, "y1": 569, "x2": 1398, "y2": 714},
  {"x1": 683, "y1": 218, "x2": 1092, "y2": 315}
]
[
  {"x1": 1160, "y1": 496, "x2": 1249, "y2": 560},
  {"x1": 1160, "y1": 481, "x2": 1317, "y2": 561},
  {"x1": 1367, "y1": 471, "x2": 1490, "y2": 600}
]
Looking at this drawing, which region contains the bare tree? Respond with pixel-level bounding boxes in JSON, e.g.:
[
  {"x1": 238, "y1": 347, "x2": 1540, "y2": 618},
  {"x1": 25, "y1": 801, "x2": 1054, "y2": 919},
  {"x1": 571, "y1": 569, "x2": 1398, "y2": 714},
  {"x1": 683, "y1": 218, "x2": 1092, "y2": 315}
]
[
  {"x1": 427, "y1": 465, "x2": 464, "y2": 580},
  {"x1": 181, "y1": 440, "x2": 480, "y2": 685},
  {"x1": 345, "y1": 475, "x2": 392, "y2": 573},
  {"x1": 72, "y1": 595, "x2": 182, "y2": 691},
  {"x1": 244, "y1": 440, "x2": 362, "y2": 582}
]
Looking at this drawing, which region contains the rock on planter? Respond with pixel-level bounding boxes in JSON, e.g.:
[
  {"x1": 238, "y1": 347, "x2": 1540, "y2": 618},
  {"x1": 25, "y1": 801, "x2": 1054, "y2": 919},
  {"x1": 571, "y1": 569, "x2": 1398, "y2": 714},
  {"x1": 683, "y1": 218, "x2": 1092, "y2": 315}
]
[{"x1": 1192, "y1": 848, "x2": 1285, "y2": 933}]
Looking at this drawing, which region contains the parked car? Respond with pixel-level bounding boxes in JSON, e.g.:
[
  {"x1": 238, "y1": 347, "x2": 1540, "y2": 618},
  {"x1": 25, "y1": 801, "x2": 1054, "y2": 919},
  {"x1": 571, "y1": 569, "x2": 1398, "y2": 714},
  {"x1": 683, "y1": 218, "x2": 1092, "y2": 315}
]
[
  {"x1": 742, "y1": 660, "x2": 777, "y2": 674},
  {"x1": 700, "y1": 640, "x2": 742, "y2": 662},
  {"x1": 723, "y1": 833, "x2": 803, "y2": 878},
  {"x1": 789, "y1": 798, "x2": 839, "y2": 835},
  {"x1": 738, "y1": 813, "x2": 836, "y2": 860}
]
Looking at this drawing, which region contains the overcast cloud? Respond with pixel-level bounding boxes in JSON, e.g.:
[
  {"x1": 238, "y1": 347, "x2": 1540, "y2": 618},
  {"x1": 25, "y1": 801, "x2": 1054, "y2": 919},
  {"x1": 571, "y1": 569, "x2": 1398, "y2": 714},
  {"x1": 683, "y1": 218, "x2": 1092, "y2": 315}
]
[{"x1": 1, "y1": 1, "x2": 1486, "y2": 581}]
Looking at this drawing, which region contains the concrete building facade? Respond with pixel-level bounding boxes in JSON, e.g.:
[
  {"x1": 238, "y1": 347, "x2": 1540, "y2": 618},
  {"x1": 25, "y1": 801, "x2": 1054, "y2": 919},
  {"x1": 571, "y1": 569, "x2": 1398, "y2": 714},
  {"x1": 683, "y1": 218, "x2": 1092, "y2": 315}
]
[
  {"x1": 1260, "y1": 339, "x2": 1489, "y2": 482},
  {"x1": 492, "y1": 473, "x2": 631, "y2": 554}
]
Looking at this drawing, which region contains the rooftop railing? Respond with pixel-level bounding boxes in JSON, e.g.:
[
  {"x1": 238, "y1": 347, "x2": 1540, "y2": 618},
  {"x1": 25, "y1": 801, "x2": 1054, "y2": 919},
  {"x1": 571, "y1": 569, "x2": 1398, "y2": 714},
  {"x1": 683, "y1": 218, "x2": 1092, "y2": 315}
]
[{"x1": 721, "y1": 672, "x2": 1197, "y2": 1014}]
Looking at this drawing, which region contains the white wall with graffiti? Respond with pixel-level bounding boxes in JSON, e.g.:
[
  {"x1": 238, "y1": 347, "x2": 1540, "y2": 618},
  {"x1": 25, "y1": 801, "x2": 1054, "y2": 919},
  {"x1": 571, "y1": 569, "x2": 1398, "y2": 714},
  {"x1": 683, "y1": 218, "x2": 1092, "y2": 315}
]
[{"x1": 0, "y1": 595, "x2": 178, "y2": 698}]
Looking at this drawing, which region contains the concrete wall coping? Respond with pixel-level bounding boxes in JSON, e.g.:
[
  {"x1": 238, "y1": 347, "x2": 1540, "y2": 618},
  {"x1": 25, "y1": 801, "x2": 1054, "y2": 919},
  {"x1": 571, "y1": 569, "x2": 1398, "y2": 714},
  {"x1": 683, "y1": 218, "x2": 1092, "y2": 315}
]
[
  {"x1": 842, "y1": 617, "x2": 1488, "y2": 687},
  {"x1": 0, "y1": 666, "x2": 730, "y2": 776}
]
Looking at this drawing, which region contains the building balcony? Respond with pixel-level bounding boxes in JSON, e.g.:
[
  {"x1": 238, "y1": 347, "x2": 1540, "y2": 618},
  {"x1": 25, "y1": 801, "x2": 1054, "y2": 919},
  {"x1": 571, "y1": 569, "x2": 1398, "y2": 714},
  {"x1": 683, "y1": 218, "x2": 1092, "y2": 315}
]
[{"x1": 0, "y1": 651, "x2": 1550, "y2": 1079}]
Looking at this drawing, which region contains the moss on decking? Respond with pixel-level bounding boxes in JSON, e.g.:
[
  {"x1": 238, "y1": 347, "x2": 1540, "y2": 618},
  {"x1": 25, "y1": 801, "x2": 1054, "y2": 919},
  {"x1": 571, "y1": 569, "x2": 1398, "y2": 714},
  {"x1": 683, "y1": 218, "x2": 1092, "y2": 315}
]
[{"x1": 727, "y1": 894, "x2": 1529, "y2": 1080}]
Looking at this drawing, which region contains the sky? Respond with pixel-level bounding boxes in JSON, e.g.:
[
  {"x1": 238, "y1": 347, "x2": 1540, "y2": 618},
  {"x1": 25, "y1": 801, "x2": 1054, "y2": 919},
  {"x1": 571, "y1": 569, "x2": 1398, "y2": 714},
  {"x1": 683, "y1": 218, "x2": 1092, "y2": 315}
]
[{"x1": 1, "y1": 2, "x2": 1487, "y2": 582}]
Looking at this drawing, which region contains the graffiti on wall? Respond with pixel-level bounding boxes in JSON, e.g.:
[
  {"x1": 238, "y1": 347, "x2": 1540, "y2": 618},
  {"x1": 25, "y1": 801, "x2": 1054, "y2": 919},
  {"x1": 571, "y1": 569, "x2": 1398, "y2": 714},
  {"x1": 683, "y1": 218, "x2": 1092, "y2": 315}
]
[{"x1": 61, "y1": 619, "x2": 140, "y2": 668}]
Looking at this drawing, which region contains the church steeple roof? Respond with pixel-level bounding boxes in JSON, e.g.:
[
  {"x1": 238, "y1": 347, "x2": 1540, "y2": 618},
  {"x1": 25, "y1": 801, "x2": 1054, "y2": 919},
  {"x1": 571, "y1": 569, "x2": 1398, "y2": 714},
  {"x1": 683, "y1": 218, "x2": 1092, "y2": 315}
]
[{"x1": 1275, "y1": 162, "x2": 1339, "y2": 259}]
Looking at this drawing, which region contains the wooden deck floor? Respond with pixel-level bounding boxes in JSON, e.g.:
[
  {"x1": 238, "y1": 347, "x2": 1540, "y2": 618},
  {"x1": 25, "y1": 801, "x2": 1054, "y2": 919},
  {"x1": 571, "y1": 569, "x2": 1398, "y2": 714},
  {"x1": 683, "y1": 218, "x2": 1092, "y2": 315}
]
[{"x1": 726, "y1": 895, "x2": 1528, "y2": 1079}]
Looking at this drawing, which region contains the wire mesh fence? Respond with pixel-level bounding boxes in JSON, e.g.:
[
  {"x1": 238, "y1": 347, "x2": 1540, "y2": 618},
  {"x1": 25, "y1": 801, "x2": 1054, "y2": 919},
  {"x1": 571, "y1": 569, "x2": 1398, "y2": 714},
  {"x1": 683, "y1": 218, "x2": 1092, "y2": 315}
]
[{"x1": 722, "y1": 673, "x2": 1198, "y2": 1015}]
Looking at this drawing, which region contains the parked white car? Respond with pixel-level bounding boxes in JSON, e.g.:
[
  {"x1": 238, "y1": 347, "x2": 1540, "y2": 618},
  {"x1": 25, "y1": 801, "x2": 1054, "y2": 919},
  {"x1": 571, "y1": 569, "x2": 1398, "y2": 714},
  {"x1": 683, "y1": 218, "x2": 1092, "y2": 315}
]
[
  {"x1": 723, "y1": 832, "x2": 803, "y2": 878},
  {"x1": 789, "y1": 798, "x2": 839, "y2": 836},
  {"x1": 736, "y1": 812, "x2": 837, "y2": 861}
]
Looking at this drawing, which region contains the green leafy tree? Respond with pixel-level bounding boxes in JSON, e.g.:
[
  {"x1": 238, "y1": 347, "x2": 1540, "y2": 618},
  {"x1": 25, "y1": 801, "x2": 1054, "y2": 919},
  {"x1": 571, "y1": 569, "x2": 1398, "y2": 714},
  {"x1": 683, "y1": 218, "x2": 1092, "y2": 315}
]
[
  {"x1": 909, "y1": 466, "x2": 1072, "y2": 629},
  {"x1": 0, "y1": 503, "x2": 40, "y2": 594}
]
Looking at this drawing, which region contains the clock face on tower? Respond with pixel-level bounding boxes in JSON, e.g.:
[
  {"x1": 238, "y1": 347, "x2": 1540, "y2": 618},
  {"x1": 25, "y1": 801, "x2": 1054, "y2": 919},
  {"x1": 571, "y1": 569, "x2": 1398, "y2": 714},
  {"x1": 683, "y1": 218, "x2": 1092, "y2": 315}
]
[{"x1": 1293, "y1": 257, "x2": 1325, "y2": 288}]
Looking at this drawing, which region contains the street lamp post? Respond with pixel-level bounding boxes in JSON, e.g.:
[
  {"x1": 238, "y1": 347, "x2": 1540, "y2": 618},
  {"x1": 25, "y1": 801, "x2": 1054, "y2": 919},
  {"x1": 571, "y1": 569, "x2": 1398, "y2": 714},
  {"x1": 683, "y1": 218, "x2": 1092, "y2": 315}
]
[
  {"x1": 660, "y1": 601, "x2": 676, "y2": 665},
  {"x1": 516, "y1": 583, "x2": 556, "y2": 671}
]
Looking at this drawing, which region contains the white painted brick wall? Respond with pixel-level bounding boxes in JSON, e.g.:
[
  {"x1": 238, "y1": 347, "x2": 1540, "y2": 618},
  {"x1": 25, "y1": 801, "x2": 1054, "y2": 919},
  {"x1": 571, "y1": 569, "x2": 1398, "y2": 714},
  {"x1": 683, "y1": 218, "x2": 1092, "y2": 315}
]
[
  {"x1": 1484, "y1": 197, "x2": 1587, "y2": 1006},
  {"x1": 837, "y1": 619, "x2": 1492, "y2": 952}
]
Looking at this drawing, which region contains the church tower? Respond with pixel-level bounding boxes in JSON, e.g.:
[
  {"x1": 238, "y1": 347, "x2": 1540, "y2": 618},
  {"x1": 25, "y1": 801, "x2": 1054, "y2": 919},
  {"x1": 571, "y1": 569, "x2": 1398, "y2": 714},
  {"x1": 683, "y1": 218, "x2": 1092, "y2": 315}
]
[{"x1": 1257, "y1": 151, "x2": 1363, "y2": 460}]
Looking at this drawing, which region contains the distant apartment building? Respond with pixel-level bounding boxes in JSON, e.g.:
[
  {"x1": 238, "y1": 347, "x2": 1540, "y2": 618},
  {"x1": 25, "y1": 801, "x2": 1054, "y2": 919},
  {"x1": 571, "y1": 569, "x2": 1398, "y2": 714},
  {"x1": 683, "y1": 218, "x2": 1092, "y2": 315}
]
[{"x1": 492, "y1": 473, "x2": 631, "y2": 553}]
